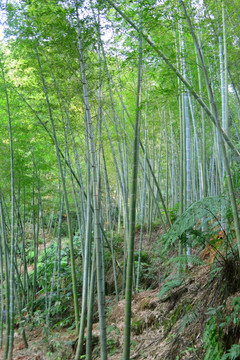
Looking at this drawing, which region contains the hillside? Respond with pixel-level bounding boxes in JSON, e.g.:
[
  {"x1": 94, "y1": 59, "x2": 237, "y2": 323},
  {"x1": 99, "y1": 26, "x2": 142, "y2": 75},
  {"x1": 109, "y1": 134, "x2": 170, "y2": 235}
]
[{"x1": 1, "y1": 225, "x2": 240, "y2": 360}]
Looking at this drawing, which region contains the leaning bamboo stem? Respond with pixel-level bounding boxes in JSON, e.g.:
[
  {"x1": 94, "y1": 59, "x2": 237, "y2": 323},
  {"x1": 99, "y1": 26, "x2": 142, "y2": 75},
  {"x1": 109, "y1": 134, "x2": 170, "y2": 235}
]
[
  {"x1": 179, "y1": 0, "x2": 240, "y2": 251},
  {"x1": 106, "y1": 0, "x2": 240, "y2": 159}
]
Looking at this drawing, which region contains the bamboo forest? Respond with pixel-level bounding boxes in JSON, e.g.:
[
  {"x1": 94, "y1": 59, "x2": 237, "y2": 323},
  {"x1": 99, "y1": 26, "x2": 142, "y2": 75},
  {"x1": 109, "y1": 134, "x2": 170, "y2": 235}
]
[{"x1": 0, "y1": 0, "x2": 240, "y2": 359}]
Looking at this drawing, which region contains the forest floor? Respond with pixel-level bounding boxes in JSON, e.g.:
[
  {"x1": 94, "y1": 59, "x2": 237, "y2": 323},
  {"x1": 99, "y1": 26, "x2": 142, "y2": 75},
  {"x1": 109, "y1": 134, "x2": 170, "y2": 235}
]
[{"x1": 1, "y1": 225, "x2": 240, "y2": 360}]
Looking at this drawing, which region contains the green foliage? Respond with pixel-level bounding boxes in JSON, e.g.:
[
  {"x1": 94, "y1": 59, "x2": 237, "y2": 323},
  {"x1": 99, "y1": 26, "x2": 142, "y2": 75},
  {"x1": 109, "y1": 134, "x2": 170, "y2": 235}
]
[
  {"x1": 159, "y1": 196, "x2": 230, "y2": 252},
  {"x1": 134, "y1": 250, "x2": 156, "y2": 288},
  {"x1": 60, "y1": 223, "x2": 68, "y2": 237},
  {"x1": 158, "y1": 276, "x2": 184, "y2": 299},
  {"x1": 131, "y1": 317, "x2": 146, "y2": 335},
  {"x1": 205, "y1": 306, "x2": 224, "y2": 320},
  {"x1": 221, "y1": 345, "x2": 240, "y2": 359},
  {"x1": 202, "y1": 298, "x2": 240, "y2": 359},
  {"x1": 135, "y1": 222, "x2": 141, "y2": 231},
  {"x1": 26, "y1": 250, "x2": 35, "y2": 264},
  {"x1": 30, "y1": 237, "x2": 82, "y2": 288},
  {"x1": 107, "y1": 324, "x2": 119, "y2": 334},
  {"x1": 231, "y1": 162, "x2": 240, "y2": 190},
  {"x1": 28, "y1": 242, "x2": 64, "y2": 288},
  {"x1": 203, "y1": 316, "x2": 223, "y2": 360},
  {"x1": 103, "y1": 231, "x2": 124, "y2": 285},
  {"x1": 168, "y1": 202, "x2": 180, "y2": 223},
  {"x1": 52, "y1": 316, "x2": 73, "y2": 329},
  {"x1": 177, "y1": 306, "x2": 199, "y2": 333},
  {"x1": 135, "y1": 260, "x2": 156, "y2": 288},
  {"x1": 107, "y1": 337, "x2": 119, "y2": 356},
  {"x1": 134, "y1": 250, "x2": 149, "y2": 264},
  {"x1": 220, "y1": 297, "x2": 240, "y2": 328},
  {"x1": 163, "y1": 304, "x2": 182, "y2": 337},
  {"x1": 175, "y1": 345, "x2": 199, "y2": 359},
  {"x1": 165, "y1": 254, "x2": 204, "y2": 267},
  {"x1": 30, "y1": 309, "x2": 45, "y2": 327},
  {"x1": 27, "y1": 238, "x2": 82, "y2": 326}
]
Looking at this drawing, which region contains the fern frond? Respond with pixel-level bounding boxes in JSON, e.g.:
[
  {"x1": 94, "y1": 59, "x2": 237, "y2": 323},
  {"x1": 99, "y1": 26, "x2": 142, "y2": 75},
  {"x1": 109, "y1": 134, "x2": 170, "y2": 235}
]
[
  {"x1": 158, "y1": 276, "x2": 184, "y2": 299},
  {"x1": 161, "y1": 196, "x2": 229, "y2": 251},
  {"x1": 166, "y1": 255, "x2": 204, "y2": 266},
  {"x1": 221, "y1": 344, "x2": 240, "y2": 360},
  {"x1": 177, "y1": 308, "x2": 199, "y2": 333}
]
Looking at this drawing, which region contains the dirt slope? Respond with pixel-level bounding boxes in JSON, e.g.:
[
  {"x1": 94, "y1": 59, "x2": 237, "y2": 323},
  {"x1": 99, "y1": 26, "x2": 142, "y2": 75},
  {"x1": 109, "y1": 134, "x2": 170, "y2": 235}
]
[{"x1": 1, "y1": 225, "x2": 240, "y2": 360}]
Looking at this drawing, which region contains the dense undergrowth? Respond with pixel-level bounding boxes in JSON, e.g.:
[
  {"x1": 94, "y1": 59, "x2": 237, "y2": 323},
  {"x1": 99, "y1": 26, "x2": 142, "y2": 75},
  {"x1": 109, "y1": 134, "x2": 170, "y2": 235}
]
[
  {"x1": 1, "y1": 196, "x2": 240, "y2": 360},
  {"x1": 151, "y1": 196, "x2": 240, "y2": 359}
]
